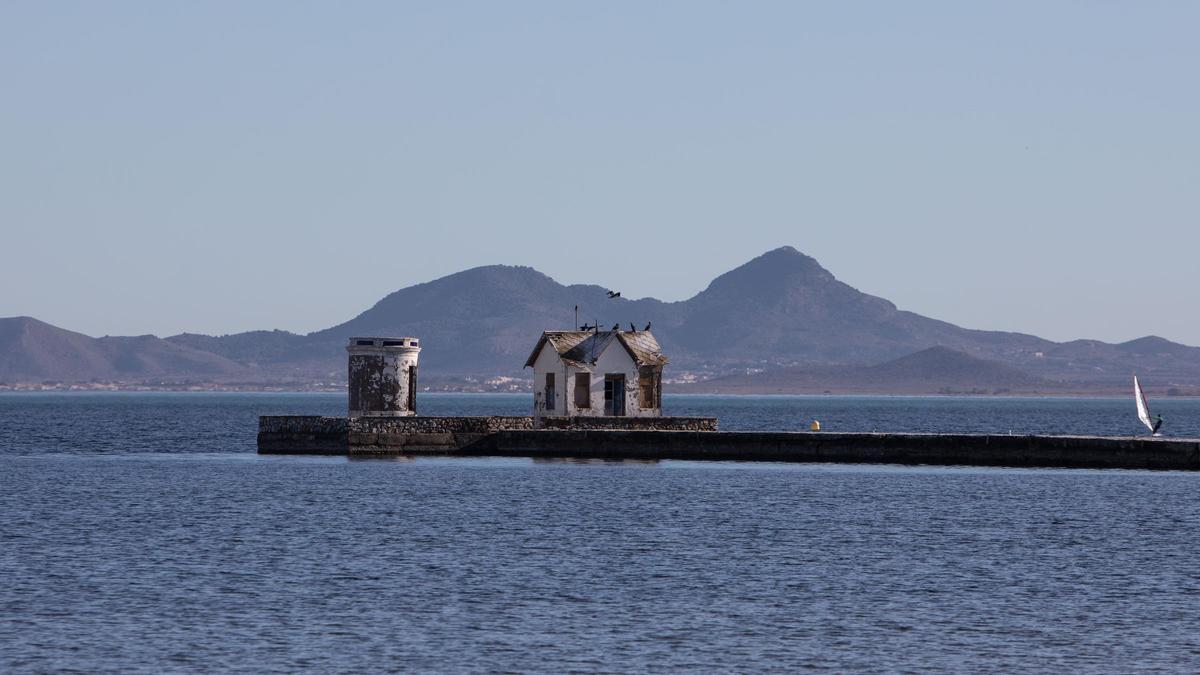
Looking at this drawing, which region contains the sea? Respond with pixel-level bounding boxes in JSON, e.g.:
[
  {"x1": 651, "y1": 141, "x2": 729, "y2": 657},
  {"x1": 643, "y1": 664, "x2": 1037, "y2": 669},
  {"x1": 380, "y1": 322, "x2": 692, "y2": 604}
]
[{"x1": 2, "y1": 392, "x2": 1199, "y2": 673}]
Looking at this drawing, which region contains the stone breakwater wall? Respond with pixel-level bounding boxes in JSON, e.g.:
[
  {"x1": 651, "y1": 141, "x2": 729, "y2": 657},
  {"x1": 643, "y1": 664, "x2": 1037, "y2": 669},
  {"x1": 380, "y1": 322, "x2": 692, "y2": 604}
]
[
  {"x1": 257, "y1": 416, "x2": 350, "y2": 454},
  {"x1": 258, "y1": 415, "x2": 717, "y2": 454},
  {"x1": 350, "y1": 416, "x2": 535, "y2": 434},
  {"x1": 258, "y1": 418, "x2": 1199, "y2": 470},
  {"x1": 537, "y1": 416, "x2": 718, "y2": 431},
  {"x1": 259, "y1": 416, "x2": 350, "y2": 434},
  {"x1": 473, "y1": 431, "x2": 1200, "y2": 471},
  {"x1": 349, "y1": 416, "x2": 535, "y2": 453},
  {"x1": 257, "y1": 415, "x2": 536, "y2": 454}
]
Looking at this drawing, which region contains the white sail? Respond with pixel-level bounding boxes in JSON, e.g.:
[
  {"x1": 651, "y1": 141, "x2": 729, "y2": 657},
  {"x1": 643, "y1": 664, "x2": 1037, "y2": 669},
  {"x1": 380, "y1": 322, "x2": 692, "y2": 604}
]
[{"x1": 1134, "y1": 375, "x2": 1154, "y2": 432}]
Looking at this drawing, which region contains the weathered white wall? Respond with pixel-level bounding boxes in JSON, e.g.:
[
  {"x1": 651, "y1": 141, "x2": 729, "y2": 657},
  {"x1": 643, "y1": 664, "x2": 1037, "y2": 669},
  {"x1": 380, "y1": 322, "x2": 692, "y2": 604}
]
[
  {"x1": 531, "y1": 337, "x2": 661, "y2": 418},
  {"x1": 590, "y1": 342, "x2": 659, "y2": 417},
  {"x1": 565, "y1": 367, "x2": 598, "y2": 417},
  {"x1": 531, "y1": 341, "x2": 568, "y2": 417},
  {"x1": 346, "y1": 338, "x2": 420, "y2": 417}
]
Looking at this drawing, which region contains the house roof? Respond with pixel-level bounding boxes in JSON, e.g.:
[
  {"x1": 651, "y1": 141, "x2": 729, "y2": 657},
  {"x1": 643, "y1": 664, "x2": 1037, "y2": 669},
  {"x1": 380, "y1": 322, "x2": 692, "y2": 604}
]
[
  {"x1": 615, "y1": 330, "x2": 669, "y2": 367},
  {"x1": 523, "y1": 330, "x2": 668, "y2": 369}
]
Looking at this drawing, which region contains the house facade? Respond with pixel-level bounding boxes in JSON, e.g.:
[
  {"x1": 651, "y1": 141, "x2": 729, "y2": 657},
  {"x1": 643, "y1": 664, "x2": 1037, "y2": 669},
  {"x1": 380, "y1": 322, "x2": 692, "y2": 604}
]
[{"x1": 524, "y1": 329, "x2": 667, "y2": 418}]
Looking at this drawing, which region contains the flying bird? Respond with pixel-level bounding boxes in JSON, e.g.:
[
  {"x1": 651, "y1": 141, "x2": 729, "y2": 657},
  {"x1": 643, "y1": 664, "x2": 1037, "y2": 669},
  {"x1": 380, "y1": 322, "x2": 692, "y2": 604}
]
[{"x1": 606, "y1": 290, "x2": 621, "y2": 298}]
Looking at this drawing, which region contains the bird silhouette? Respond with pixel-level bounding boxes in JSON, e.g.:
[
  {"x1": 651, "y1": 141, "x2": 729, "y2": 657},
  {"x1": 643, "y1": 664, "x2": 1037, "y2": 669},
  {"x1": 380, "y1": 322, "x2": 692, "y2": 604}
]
[
  {"x1": 611, "y1": 323, "x2": 620, "y2": 331},
  {"x1": 643, "y1": 322, "x2": 652, "y2": 331},
  {"x1": 629, "y1": 322, "x2": 637, "y2": 332},
  {"x1": 579, "y1": 323, "x2": 592, "y2": 331},
  {"x1": 606, "y1": 290, "x2": 621, "y2": 298}
]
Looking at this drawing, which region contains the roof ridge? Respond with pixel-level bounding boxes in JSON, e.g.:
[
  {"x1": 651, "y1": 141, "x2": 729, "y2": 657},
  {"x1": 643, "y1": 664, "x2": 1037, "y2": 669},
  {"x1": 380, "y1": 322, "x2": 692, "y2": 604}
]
[{"x1": 525, "y1": 329, "x2": 667, "y2": 369}]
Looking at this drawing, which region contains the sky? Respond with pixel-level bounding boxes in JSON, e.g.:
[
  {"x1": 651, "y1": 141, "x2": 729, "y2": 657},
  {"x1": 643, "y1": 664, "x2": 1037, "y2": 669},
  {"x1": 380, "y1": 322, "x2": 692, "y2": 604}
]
[{"x1": 1, "y1": 2, "x2": 1197, "y2": 344}]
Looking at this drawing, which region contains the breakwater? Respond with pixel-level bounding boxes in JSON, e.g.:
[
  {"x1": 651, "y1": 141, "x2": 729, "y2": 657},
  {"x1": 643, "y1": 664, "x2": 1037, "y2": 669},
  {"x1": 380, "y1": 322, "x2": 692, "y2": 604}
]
[
  {"x1": 258, "y1": 415, "x2": 535, "y2": 453},
  {"x1": 258, "y1": 416, "x2": 1199, "y2": 470},
  {"x1": 257, "y1": 415, "x2": 718, "y2": 454},
  {"x1": 474, "y1": 430, "x2": 1200, "y2": 470}
]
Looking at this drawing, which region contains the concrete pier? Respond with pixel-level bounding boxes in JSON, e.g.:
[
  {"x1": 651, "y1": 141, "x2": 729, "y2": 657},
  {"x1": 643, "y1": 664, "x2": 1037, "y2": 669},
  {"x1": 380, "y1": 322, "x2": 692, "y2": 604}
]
[
  {"x1": 257, "y1": 415, "x2": 717, "y2": 454},
  {"x1": 472, "y1": 430, "x2": 1200, "y2": 471},
  {"x1": 258, "y1": 416, "x2": 1200, "y2": 470}
]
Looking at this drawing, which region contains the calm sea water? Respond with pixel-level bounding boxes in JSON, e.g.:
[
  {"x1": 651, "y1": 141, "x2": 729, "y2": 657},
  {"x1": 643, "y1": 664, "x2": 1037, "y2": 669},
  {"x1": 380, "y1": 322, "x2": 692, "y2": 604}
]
[{"x1": 3, "y1": 393, "x2": 1200, "y2": 672}]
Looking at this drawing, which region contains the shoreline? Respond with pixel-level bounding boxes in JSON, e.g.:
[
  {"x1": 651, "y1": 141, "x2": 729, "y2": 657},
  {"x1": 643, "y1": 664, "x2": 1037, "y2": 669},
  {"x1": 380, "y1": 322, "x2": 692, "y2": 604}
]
[{"x1": 3, "y1": 388, "x2": 1200, "y2": 400}]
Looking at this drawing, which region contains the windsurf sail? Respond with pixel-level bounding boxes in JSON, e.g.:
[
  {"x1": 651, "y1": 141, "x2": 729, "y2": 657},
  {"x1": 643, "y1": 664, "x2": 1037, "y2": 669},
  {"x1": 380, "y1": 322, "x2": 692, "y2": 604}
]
[{"x1": 1134, "y1": 375, "x2": 1154, "y2": 432}]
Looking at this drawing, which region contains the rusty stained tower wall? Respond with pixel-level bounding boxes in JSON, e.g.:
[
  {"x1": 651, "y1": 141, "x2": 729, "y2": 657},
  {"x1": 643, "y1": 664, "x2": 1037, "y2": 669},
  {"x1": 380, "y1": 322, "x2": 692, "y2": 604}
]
[{"x1": 346, "y1": 337, "x2": 421, "y2": 417}]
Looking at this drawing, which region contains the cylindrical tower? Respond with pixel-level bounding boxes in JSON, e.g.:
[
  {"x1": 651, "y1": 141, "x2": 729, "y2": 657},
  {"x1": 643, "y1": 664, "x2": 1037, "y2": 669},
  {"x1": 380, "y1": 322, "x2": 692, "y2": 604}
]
[{"x1": 346, "y1": 337, "x2": 421, "y2": 417}]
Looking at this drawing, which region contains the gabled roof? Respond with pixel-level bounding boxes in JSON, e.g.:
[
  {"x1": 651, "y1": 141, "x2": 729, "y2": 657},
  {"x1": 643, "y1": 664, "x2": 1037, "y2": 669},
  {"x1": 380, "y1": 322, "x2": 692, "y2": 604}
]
[
  {"x1": 523, "y1": 331, "x2": 594, "y2": 369},
  {"x1": 617, "y1": 330, "x2": 669, "y2": 367},
  {"x1": 523, "y1": 330, "x2": 668, "y2": 369}
]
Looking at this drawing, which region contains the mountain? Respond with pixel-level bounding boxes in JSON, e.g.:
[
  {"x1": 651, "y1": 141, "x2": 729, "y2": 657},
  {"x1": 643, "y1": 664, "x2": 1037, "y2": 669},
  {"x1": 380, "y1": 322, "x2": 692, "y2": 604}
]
[
  {"x1": 0, "y1": 316, "x2": 250, "y2": 384},
  {"x1": 681, "y1": 346, "x2": 1050, "y2": 395},
  {"x1": 1118, "y1": 335, "x2": 1200, "y2": 359},
  {"x1": 671, "y1": 247, "x2": 1051, "y2": 365},
  {"x1": 306, "y1": 265, "x2": 678, "y2": 375},
  {"x1": 292, "y1": 246, "x2": 1052, "y2": 376},
  {"x1": 4, "y1": 246, "x2": 1200, "y2": 393}
]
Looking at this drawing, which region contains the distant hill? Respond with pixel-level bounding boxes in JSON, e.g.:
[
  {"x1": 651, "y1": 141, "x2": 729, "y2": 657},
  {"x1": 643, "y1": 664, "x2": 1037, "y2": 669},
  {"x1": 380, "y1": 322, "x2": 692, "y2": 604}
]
[
  {"x1": 237, "y1": 246, "x2": 1054, "y2": 377},
  {"x1": 305, "y1": 264, "x2": 677, "y2": 376},
  {"x1": 0, "y1": 317, "x2": 250, "y2": 384},
  {"x1": 680, "y1": 346, "x2": 1050, "y2": 395},
  {"x1": 4, "y1": 246, "x2": 1200, "y2": 393},
  {"x1": 670, "y1": 247, "x2": 1052, "y2": 365}
]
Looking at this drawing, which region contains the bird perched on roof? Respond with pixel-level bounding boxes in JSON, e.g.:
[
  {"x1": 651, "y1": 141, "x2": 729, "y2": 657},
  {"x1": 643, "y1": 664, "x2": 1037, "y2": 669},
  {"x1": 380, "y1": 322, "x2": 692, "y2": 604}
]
[
  {"x1": 611, "y1": 323, "x2": 620, "y2": 331},
  {"x1": 629, "y1": 322, "x2": 637, "y2": 332},
  {"x1": 579, "y1": 323, "x2": 592, "y2": 331},
  {"x1": 643, "y1": 322, "x2": 652, "y2": 331},
  {"x1": 606, "y1": 290, "x2": 621, "y2": 298}
]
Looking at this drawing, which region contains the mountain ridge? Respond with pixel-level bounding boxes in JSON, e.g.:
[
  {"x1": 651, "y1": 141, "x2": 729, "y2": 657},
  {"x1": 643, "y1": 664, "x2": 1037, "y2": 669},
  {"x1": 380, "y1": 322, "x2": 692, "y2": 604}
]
[
  {"x1": 0, "y1": 316, "x2": 251, "y2": 383},
  {"x1": 3, "y1": 246, "x2": 1199, "y2": 393}
]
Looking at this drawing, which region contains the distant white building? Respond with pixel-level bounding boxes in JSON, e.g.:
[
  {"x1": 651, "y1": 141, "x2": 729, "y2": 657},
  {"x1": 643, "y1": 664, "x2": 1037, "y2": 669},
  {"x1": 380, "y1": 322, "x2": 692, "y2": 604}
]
[{"x1": 524, "y1": 329, "x2": 668, "y2": 418}]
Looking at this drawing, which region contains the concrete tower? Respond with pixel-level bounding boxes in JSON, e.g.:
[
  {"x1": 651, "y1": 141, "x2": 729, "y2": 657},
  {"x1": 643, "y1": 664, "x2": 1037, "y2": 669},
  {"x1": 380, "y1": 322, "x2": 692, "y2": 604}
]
[{"x1": 346, "y1": 337, "x2": 421, "y2": 417}]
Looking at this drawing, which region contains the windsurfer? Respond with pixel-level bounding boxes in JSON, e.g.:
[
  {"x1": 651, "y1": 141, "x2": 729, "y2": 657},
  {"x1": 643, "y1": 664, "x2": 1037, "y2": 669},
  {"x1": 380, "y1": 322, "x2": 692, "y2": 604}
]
[{"x1": 1134, "y1": 376, "x2": 1159, "y2": 436}]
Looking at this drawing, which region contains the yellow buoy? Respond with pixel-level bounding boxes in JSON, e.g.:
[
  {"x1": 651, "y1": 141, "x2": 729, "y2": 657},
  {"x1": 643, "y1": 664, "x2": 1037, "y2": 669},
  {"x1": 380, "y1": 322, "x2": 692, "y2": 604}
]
[{"x1": 810, "y1": 420, "x2": 821, "y2": 431}]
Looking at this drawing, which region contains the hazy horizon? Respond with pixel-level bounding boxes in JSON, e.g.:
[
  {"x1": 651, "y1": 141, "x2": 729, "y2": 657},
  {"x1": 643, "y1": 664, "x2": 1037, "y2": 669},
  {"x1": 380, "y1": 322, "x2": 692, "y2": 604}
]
[{"x1": 3, "y1": 2, "x2": 1197, "y2": 344}]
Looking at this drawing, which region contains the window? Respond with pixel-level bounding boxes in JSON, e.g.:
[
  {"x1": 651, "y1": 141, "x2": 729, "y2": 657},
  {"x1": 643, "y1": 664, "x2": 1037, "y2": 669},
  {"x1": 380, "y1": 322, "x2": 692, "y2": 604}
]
[
  {"x1": 574, "y1": 372, "x2": 591, "y2": 409},
  {"x1": 639, "y1": 367, "x2": 661, "y2": 409},
  {"x1": 407, "y1": 365, "x2": 417, "y2": 413},
  {"x1": 544, "y1": 372, "x2": 556, "y2": 413}
]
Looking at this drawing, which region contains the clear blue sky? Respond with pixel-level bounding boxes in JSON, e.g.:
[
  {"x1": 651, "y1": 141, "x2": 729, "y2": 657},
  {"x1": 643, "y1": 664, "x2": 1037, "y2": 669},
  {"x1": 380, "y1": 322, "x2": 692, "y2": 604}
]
[{"x1": 2, "y1": 2, "x2": 1197, "y2": 343}]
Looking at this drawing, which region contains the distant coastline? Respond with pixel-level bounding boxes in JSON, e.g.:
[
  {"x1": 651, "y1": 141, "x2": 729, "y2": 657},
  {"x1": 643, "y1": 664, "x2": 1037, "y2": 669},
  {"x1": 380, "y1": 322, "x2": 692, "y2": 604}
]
[
  {"x1": 6, "y1": 248, "x2": 1200, "y2": 396},
  {"x1": 2, "y1": 381, "x2": 1196, "y2": 398}
]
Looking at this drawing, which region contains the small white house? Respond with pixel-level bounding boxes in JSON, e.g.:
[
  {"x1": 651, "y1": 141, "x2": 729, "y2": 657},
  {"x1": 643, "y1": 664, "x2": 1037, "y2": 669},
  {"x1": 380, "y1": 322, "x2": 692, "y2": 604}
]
[{"x1": 524, "y1": 329, "x2": 668, "y2": 418}]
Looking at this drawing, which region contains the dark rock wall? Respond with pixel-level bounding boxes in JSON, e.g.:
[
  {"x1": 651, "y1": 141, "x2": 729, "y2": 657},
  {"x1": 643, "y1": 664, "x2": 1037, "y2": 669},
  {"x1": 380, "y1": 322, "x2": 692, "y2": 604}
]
[
  {"x1": 480, "y1": 431, "x2": 1200, "y2": 471},
  {"x1": 351, "y1": 416, "x2": 535, "y2": 435},
  {"x1": 259, "y1": 416, "x2": 349, "y2": 434},
  {"x1": 258, "y1": 415, "x2": 1200, "y2": 470},
  {"x1": 257, "y1": 414, "x2": 715, "y2": 453},
  {"x1": 537, "y1": 416, "x2": 717, "y2": 431}
]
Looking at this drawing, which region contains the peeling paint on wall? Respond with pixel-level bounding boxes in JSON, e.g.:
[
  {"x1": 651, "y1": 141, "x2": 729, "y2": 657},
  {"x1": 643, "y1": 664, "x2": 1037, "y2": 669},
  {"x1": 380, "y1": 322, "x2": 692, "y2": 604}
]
[
  {"x1": 530, "y1": 331, "x2": 665, "y2": 419},
  {"x1": 346, "y1": 337, "x2": 420, "y2": 417}
]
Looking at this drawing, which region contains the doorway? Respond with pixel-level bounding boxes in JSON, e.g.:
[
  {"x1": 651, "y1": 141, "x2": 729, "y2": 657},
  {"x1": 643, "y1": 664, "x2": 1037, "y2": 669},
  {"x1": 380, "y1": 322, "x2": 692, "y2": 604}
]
[
  {"x1": 604, "y1": 374, "x2": 626, "y2": 416},
  {"x1": 407, "y1": 365, "x2": 418, "y2": 413}
]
